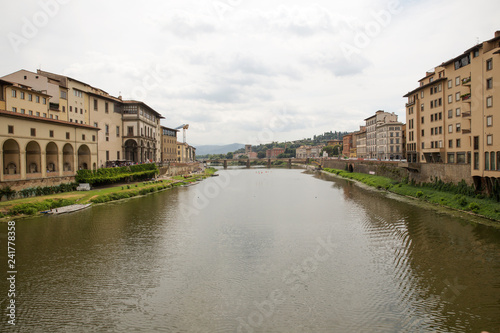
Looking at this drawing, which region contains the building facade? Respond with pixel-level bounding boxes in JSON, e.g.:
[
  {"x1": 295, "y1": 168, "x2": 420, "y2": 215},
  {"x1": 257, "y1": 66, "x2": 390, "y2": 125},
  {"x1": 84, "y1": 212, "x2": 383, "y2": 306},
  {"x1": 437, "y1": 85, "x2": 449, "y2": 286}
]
[
  {"x1": 376, "y1": 122, "x2": 404, "y2": 160},
  {"x1": 353, "y1": 126, "x2": 367, "y2": 159},
  {"x1": 1, "y1": 110, "x2": 99, "y2": 182},
  {"x1": 365, "y1": 110, "x2": 399, "y2": 159},
  {"x1": 296, "y1": 145, "x2": 322, "y2": 158},
  {"x1": 342, "y1": 134, "x2": 353, "y2": 157},
  {"x1": 404, "y1": 31, "x2": 500, "y2": 188},
  {"x1": 266, "y1": 148, "x2": 285, "y2": 158},
  {"x1": 161, "y1": 126, "x2": 178, "y2": 162}
]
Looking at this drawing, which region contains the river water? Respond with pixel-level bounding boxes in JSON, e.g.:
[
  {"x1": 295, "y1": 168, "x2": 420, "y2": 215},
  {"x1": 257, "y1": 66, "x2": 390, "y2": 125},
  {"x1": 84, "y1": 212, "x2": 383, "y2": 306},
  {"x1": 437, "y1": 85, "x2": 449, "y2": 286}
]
[{"x1": 1, "y1": 168, "x2": 499, "y2": 332}]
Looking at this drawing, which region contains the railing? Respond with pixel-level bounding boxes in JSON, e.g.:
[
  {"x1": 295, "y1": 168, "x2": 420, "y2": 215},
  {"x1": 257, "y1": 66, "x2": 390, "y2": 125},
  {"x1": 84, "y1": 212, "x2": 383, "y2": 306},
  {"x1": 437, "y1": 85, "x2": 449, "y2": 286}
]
[
  {"x1": 461, "y1": 93, "x2": 471, "y2": 101},
  {"x1": 462, "y1": 128, "x2": 471, "y2": 134},
  {"x1": 462, "y1": 77, "x2": 471, "y2": 85},
  {"x1": 406, "y1": 101, "x2": 416, "y2": 107},
  {"x1": 462, "y1": 111, "x2": 471, "y2": 117}
]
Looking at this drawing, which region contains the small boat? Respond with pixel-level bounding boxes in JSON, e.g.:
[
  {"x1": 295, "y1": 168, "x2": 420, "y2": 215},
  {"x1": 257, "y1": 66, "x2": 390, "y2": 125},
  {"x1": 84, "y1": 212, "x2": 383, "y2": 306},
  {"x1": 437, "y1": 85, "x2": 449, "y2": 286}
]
[{"x1": 47, "y1": 204, "x2": 92, "y2": 215}]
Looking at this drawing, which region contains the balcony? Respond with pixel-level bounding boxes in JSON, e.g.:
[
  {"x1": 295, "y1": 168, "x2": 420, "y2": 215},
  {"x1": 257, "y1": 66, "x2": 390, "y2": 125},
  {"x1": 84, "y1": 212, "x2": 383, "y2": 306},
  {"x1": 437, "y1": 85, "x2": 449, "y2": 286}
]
[
  {"x1": 406, "y1": 101, "x2": 416, "y2": 107},
  {"x1": 461, "y1": 93, "x2": 471, "y2": 102},
  {"x1": 49, "y1": 102, "x2": 59, "y2": 110},
  {"x1": 462, "y1": 77, "x2": 471, "y2": 85},
  {"x1": 462, "y1": 111, "x2": 471, "y2": 117},
  {"x1": 462, "y1": 127, "x2": 471, "y2": 134}
]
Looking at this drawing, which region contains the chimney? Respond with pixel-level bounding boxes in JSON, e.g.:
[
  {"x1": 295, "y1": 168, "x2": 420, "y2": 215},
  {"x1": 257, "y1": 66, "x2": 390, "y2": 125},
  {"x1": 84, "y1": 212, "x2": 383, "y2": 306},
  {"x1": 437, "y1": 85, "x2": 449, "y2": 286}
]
[{"x1": 495, "y1": 31, "x2": 500, "y2": 38}]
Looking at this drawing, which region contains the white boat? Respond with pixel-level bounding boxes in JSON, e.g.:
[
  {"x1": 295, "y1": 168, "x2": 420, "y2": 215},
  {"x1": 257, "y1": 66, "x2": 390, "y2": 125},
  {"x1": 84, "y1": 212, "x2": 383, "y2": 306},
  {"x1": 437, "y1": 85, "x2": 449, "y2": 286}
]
[{"x1": 47, "y1": 204, "x2": 92, "y2": 215}]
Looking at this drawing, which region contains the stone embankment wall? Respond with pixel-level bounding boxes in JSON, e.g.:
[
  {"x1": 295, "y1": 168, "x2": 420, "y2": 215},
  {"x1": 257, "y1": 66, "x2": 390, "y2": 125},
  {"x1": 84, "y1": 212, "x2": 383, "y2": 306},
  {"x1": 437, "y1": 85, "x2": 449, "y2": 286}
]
[
  {"x1": 159, "y1": 162, "x2": 204, "y2": 177},
  {"x1": 320, "y1": 159, "x2": 473, "y2": 185},
  {"x1": 0, "y1": 176, "x2": 76, "y2": 191}
]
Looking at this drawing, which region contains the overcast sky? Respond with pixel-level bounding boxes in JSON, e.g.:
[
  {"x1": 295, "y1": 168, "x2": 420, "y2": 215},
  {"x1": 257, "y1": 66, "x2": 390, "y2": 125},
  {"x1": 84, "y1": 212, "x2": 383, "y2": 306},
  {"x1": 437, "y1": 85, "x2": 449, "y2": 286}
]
[{"x1": 1, "y1": 0, "x2": 498, "y2": 146}]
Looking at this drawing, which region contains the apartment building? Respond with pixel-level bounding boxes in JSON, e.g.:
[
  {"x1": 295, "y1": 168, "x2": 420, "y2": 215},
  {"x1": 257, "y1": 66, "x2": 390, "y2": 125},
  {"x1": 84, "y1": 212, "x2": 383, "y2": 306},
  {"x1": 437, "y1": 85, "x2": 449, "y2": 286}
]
[
  {"x1": 353, "y1": 126, "x2": 367, "y2": 159},
  {"x1": 404, "y1": 31, "x2": 500, "y2": 187},
  {"x1": 342, "y1": 133, "x2": 353, "y2": 157},
  {"x1": 364, "y1": 110, "x2": 398, "y2": 159},
  {"x1": 161, "y1": 126, "x2": 178, "y2": 162},
  {"x1": 376, "y1": 122, "x2": 404, "y2": 160},
  {"x1": 266, "y1": 147, "x2": 285, "y2": 158},
  {"x1": 177, "y1": 142, "x2": 196, "y2": 162},
  {"x1": 296, "y1": 145, "x2": 322, "y2": 158}
]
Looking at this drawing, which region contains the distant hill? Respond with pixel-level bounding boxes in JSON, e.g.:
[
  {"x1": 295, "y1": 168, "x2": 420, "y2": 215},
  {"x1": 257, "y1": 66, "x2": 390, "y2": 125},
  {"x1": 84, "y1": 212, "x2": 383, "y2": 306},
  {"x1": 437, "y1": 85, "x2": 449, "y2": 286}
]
[{"x1": 194, "y1": 143, "x2": 245, "y2": 156}]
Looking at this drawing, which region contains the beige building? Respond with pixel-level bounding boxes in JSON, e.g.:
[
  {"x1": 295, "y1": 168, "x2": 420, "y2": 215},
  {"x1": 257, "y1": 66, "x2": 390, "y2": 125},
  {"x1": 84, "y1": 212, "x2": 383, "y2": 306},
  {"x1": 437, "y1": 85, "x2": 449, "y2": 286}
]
[
  {"x1": 353, "y1": 126, "x2": 367, "y2": 159},
  {"x1": 122, "y1": 101, "x2": 163, "y2": 163},
  {"x1": 0, "y1": 109, "x2": 99, "y2": 182},
  {"x1": 160, "y1": 126, "x2": 178, "y2": 163},
  {"x1": 296, "y1": 145, "x2": 322, "y2": 158},
  {"x1": 376, "y1": 122, "x2": 404, "y2": 160},
  {"x1": 365, "y1": 110, "x2": 399, "y2": 159},
  {"x1": 176, "y1": 142, "x2": 196, "y2": 163},
  {"x1": 404, "y1": 31, "x2": 500, "y2": 188}
]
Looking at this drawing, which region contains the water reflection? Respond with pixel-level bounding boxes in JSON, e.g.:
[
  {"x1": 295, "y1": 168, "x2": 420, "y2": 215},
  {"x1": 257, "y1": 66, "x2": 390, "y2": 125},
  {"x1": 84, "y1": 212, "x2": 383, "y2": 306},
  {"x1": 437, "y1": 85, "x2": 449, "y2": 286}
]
[{"x1": 0, "y1": 169, "x2": 498, "y2": 332}]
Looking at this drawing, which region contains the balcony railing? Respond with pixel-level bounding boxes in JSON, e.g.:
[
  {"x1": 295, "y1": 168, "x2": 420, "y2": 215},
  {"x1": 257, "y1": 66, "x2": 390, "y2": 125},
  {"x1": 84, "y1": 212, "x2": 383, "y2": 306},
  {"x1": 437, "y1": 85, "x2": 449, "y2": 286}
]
[
  {"x1": 406, "y1": 101, "x2": 416, "y2": 107},
  {"x1": 461, "y1": 93, "x2": 471, "y2": 101},
  {"x1": 462, "y1": 128, "x2": 471, "y2": 134},
  {"x1": 462, "y1": 77, "x2": 471, "y2": 85},
  {"x1": 462, "y1": 111, "x2": 471, "y2": 117}
]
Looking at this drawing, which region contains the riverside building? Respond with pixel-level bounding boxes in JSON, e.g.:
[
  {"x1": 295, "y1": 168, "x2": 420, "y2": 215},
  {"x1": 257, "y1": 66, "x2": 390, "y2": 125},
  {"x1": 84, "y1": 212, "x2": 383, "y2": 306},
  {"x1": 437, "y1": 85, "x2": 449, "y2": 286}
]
[{"x1": 404, "y1": 31, "x2": 500, "y2": 189}]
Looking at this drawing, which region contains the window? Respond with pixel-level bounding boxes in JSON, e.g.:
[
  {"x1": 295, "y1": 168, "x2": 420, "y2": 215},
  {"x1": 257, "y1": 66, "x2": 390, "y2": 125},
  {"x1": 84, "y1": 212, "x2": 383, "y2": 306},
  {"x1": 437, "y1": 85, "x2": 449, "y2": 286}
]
[
  {"x1": 449, "y1": 140, "x2": 453, "y2": 148},
  {"x1": 49, "y1": 115, "x2": 53, "y2": 119},
  {"x1": 127, "y1": 126, "x2": 134, "y2": 136},
  {"x1": 49, "y1": 130, "x2": 54, "y2": 138},
  {"x1": 11, "y1": 90, "x2": 17, "y2": 98},
  {"x1": 474, "y1": 136, "x2": 479, "y2": 150},
  {"x1": 82, "y1": 134, "x2": 86, "y2": 141},
  {"x1": 421, "y1": 130, "x2": 425, "y2": 136},
  {"x1": 439, "y1": 112, "x2": 442, "y2": 120},
  {"x1": 456, "y1": 108, "x2": 461, "y2": 116},
  {"x1": 36, "y1": 112, "x2": 40, "y2": 117},
  {"x1": 55, "y1": 115, "x2": 58, "y2": 120},
  {"x1": 62, "y1": 106, "x2": 66, "y2": 112},
  {"x1": 487, "y1": 135, "x2": 493, "y2": 145},
  {"x1": 60, "y1": 90, "x2": 67, "y2": 99},
  {"x1": 105, "y1": 124, "x2": 109, "y2": 134},
  {"x1": 486, "y1": 58, "x2": 492, "y2": 71},
  {"x1": 74, "y1": 90, "x2": 83, "y2": 98},
  {"x1": 474, "y1": 152, "x2": 479, "y2": 170},
  {"x1": 431, "y1": 101, "x2": 434, "y2": 108},
  {"x1": 43, "y1": 113, "x2": 46, "y2": 118},
  {"x1": 485, "y1": 152, "x2": 490, "y2": 170},
  {"x1": 66, "y1": 132, "x2": 70, "y2": 139},
  {"x1": 117, "y1": 151, "x2": 120, "y2": 160},
  {"x1": 438, "y1": 84, "x2": 442, "y2": 92},
  {"x1": 456, "y1": 92, "x2": 460, "y2": 101},
  {"x1": 116, "y1": 126, "x2": 120, "y2": 137},
  {"x1": 106, "y1": 137, "x2": 109, "y2": 141},
  {"x1": 105, "y1": 102, "x2": 109, "y2": 113},
  {"x1": 421, "y1": 104, "x2": 424, "y2": 111},
  {"x1": 448, "y1": 153, "x2": 455, "y2": 164},
  {"x1": 28, "y1": 94, "x2": 32, "y2": 101},
  {"x1": 431, "y1": 128, "x2": 434, "y2": 135},
  {"x1": 455, "y1": 76, "x2": 460, "y2": 86},
  {"x1": 447, "y1": 80, "x2": 452, "y2": 89},
  {"x1": 69, "y1": 106, "x2": 72, "y2": 112},
  {"x1": 30, "y1": 128, "x2": 36, "y2": 137},
  {"x1": 20, "y1": 91, "x2": 25, "y2": 99},
  {"x1": 431, "y1": 114, "x2": 434, "y2": 122},
  {"x1": 12, "y1": 107, "x2": 17, "y2": 112},
  {"x1": 457, "y1": 152, "x2": 466, "y2": 164},
  {"x1": 474, "y1": 50, "x2": 479, "y2": 58},
  {"x1": 80, "y1": 108, "x2": 83, "y2": 114},
  {"x1": 92, "y1": 135, "x2": 96, "y2": 142},
  {"x1": 487, "y1": 116, "x2": 493, "y2": 127},
  {"x1": 448, "y1": 109, "x2": 453, "y2": 118},
  {"x1": 94, "y1": 122, "x2": 98, "y2": 127},
  {"x1": 457, "y1": 139, "x2": 461, "y2": 148},
  {"x1": 487, "y1": 78, "x2": 493, "y2": 89},
  {"x1": 36, "y1": 95, "x2": 40, "y2": 103},
  {"x1": 448, "y1": 125, "x2": 453, "y2": 133},
  {"x1": 8, "y1": 125, "x2": 14, "y2": 134},
  {"x1": 491, "y1": 152, "x2": 496, "y2": 171},
  {"x1": 486, "y1": 96, "x2": 493, "y2": 108},
  {"x1": 422, "y1": 143, "x2": 425, "y2": 149},
  {"x1": 421, "y1": 91, "x2": 424, "y2": 98},
  {"x1": 106, "y1": 151, "x2": 109, "y2": 161},
  {"x1": 42, "y1": 98, "x2": 46, "y2": 104},
  {"x1": 29, "y1": 110, "x2": 33, "y2": 115},
  {"x1": 456, "y1": 123, "x2": 461, "y2": 132},
  {"x1": 447, "y1": 94, "x2": 452, "y2": 104},
  {"x1": 94, "y1": 99, "x2": 98, "y2": 111},
  {"x1": 421, "y1": 116, "x2": 424, "y2": 124}
]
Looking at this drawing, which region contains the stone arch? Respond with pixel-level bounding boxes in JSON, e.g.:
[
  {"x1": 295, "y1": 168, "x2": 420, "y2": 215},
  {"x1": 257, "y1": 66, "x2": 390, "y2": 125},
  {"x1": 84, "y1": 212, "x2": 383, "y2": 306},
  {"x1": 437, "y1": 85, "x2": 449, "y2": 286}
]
[
  {"x1": 348, "y1": 164, "x2": 354, "y2": 173},
  {"x1": 125, "y1": 139, "x2": 138, "y2": 163},
  {"x1": 46, "y1": 142, "x2": 58, "y2": 173},
  {"x1": 78, "y1": 144, "x2": 91, "y2": 170},
  {"x1": 26, "y1": 141, "x2": 41, "y2": 174},
  {"x1": 3, "y1": 139, "x2": 20, "y2": 175},
  {"x1": 63, "y1": 143, "x2": 74, "y2": 171}
]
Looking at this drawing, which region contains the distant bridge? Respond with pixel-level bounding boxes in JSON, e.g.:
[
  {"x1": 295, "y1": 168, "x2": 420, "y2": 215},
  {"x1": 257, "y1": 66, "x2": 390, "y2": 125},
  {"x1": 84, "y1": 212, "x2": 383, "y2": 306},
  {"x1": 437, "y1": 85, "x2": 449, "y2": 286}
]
[{"x1": 202, "y1": 158, "x2": 312, "y2": 169}]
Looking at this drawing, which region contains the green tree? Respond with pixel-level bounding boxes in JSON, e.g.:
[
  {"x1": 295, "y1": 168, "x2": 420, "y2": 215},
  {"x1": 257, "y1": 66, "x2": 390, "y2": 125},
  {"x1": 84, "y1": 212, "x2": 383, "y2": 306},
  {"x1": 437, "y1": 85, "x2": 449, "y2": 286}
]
[
  {"x1": 257, "y1": 151, "x2": 266, "y2": 159},
  {"x1": 226, "y1": 152, "x2": 233, "y2": 159}
]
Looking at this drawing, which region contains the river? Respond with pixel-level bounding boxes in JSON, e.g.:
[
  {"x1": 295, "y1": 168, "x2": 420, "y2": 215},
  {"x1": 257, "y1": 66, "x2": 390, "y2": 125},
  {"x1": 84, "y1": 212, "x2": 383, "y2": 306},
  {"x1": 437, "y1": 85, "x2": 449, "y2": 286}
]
[{"x1": 1, "y1": 168, "x2": 499, "y2": 332}]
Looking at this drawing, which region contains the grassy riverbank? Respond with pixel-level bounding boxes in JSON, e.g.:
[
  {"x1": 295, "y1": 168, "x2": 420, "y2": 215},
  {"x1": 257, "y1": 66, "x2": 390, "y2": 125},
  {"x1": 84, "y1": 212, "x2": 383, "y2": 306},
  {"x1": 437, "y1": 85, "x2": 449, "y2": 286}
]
[
  {"x1": 323, "y1": 168, "x2": 500, "y2": 222},
  {"x1": 0, "y1": 168, "x2": 217, "y2": 221}
]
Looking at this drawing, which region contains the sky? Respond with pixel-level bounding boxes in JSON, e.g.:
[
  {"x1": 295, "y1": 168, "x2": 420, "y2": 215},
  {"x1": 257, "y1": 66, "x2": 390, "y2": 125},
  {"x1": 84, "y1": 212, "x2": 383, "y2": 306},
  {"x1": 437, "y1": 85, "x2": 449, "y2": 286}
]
[{"x1": 0, "y1": 0, "x2": 499, "y2": 146}]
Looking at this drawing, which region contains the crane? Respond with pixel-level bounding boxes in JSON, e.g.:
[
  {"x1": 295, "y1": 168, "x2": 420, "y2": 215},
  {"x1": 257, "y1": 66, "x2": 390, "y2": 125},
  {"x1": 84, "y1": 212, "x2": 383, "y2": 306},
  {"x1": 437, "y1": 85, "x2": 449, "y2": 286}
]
[{"x1": 175, "y1": 124, "x2": 189, "y2": 143}]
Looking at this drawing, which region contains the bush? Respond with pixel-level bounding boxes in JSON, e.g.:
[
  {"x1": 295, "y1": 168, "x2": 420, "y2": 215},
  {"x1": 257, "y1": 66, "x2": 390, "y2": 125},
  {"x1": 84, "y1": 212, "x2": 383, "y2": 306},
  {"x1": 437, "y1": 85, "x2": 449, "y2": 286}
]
[
  {"x1": 454, "y1": 195, "x2": 468, "y2": 207},
  {"x1": 468, "y1": 202, "x2": 480, "y2": 213},
  {"x1": 416, "y1": 191, "x2": 424, "y2": 198},
  {"x1": 76, "y1": 163, "x2": 159, "y2": 185}
]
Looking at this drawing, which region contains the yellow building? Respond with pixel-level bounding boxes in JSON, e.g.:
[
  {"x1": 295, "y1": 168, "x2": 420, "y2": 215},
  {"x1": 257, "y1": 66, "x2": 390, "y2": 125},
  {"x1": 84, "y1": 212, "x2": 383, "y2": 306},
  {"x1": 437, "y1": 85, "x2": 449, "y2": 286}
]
[
  {"x1": 160, "y1": 126, "x2": 178, "y2": 163},
  {"x1": 404, "y1": 31, "x2": 500, "y2": 189},
  {"x1": 176, "y1": 142, "x2": 196, "y2": 163},
  {"x1": 0, "y1": 109, "x2": 99, "y2": 182}
]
